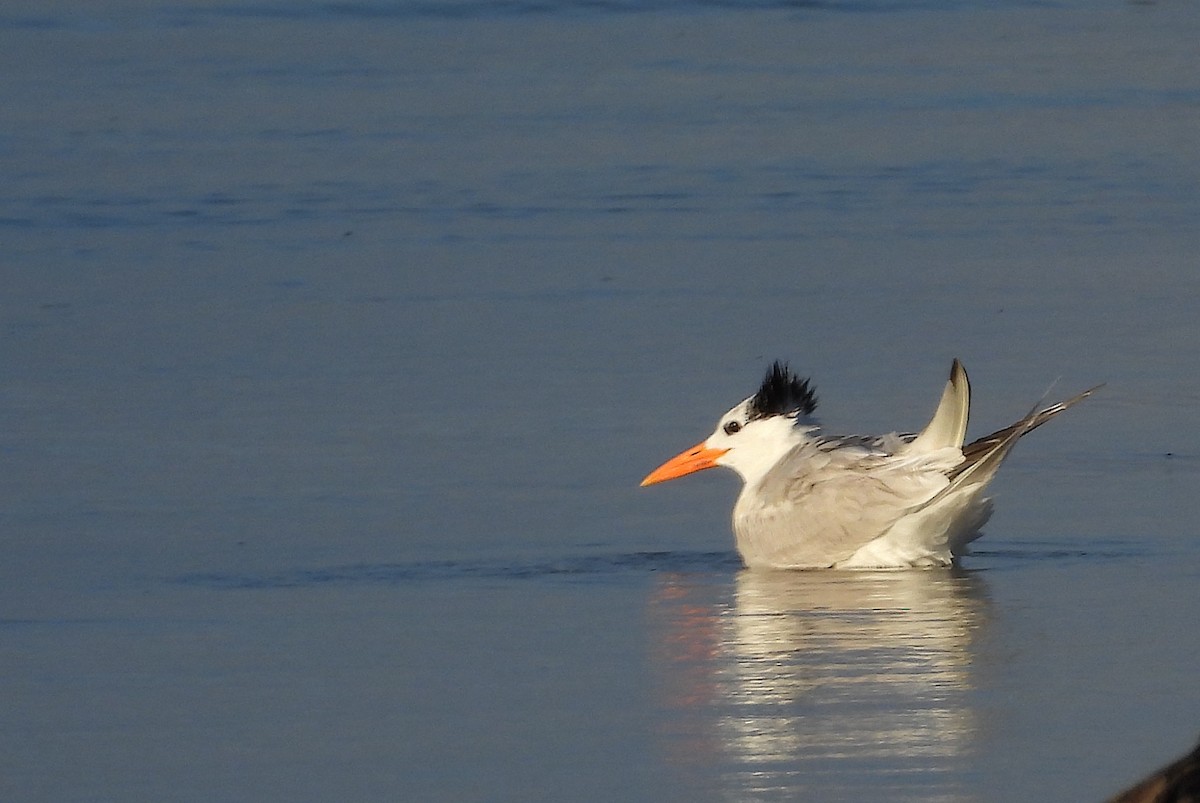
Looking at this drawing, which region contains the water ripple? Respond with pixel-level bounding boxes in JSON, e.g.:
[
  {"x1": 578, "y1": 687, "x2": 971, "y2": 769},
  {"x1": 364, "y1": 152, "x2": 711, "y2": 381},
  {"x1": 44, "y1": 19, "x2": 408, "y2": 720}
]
[
  {"x1": 176, "y1": 0, "x2": 1021, "y2": 24},
  {"x1": 175, "y1": 550, "x2": 742, "y2": 589},
  {"x1": 173, "y1": 541, "x2": 1146, "y2": 590}
]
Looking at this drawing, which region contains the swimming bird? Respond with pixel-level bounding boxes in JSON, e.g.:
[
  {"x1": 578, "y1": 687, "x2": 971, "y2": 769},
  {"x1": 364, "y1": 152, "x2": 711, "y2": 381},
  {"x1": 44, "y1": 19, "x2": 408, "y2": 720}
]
[{"x1": 641, "y1": 360, "x2": 1099, "y2": 569}]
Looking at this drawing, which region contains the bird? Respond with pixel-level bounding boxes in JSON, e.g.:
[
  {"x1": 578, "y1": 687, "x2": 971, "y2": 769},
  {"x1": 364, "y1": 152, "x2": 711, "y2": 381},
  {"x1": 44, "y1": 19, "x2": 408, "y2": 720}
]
[{"x1": 640, "y1": 359, "x2": 1100, "y2": 569}]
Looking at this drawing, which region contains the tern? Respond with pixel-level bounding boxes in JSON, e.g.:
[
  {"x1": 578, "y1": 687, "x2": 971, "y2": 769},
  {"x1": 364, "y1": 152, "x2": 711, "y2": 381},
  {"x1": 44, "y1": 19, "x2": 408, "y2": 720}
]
[{"x1": 641, "y1": 360, "x2": 1099, "y2": 569}]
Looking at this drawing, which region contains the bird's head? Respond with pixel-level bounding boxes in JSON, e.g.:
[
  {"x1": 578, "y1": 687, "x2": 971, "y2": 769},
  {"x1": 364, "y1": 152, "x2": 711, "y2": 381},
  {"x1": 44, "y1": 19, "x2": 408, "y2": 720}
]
[{"x1": 641, "y1": 362, "x2": 818, "y2": 488}]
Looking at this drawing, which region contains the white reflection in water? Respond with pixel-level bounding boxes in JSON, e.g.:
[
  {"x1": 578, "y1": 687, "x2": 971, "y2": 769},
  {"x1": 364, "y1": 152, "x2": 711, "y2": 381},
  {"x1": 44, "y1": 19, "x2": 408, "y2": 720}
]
[{"x1": 650, "y1": 569, "x2": 987, "y2": 800}]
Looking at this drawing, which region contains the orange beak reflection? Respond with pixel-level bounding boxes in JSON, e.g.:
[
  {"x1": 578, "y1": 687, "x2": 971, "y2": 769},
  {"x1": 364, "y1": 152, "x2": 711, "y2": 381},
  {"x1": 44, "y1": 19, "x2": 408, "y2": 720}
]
[{"x1": 640, "y1": 442, "x2": 729, "y2": 487}]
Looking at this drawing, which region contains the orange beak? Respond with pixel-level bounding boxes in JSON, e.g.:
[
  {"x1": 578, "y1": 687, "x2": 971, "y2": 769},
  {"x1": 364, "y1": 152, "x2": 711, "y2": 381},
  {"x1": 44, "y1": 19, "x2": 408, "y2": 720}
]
[{"x1": 640, "y1": 442, "x2": 729, "y2": 487}]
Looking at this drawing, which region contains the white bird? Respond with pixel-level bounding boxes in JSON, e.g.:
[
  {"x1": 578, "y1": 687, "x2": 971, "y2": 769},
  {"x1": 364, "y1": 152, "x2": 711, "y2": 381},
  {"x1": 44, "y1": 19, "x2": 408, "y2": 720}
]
[{"x1": 641, "y1": 360, "x2": 1099, "y2": 569}]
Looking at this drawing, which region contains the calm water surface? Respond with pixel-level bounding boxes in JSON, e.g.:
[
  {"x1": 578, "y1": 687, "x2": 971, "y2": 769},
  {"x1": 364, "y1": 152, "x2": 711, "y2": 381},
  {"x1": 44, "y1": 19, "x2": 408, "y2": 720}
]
[{"x1": 2, "y1": 1, "x2": 1199, "y2": 800}]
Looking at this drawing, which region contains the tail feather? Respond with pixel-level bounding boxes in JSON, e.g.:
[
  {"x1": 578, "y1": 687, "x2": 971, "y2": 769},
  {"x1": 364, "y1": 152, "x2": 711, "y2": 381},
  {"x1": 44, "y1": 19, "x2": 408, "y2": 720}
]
[
  {"x1": 920, "y1": 381, "x2": 1102, "y2": 530},
  {"x1": 841, "y1": 375, "x2": 1100, "y2": 568},
  {"x1": 955, "y1": 382, "x2": 1104, "y2": 472}
]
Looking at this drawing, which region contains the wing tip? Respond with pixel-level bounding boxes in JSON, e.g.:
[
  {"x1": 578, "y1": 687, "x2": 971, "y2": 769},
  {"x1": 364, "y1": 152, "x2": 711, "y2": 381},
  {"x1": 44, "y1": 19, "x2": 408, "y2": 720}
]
[{"x1": 910, "y1": 358, "x2": 971, "y2": 452}]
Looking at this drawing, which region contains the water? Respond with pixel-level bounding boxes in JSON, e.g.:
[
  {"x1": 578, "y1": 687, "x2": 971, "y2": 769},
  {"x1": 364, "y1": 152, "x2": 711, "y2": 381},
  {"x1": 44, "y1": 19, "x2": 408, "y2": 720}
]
[{"x1": 2, "y1": 1, "x2": 1199, "y2": 800}]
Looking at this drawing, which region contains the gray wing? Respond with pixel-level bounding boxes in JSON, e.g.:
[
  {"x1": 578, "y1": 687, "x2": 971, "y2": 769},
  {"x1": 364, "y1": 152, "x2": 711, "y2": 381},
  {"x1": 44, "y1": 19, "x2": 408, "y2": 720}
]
[{"x1": 737, "y1": 437, "x2": 956, "y2": 568}]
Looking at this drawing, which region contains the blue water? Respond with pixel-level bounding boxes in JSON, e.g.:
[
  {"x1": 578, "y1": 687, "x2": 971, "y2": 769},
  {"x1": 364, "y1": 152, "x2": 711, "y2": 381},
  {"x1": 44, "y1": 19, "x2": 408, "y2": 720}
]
[{"x1": 3, "y1": 1, "x2": 1200, "y2": 800}]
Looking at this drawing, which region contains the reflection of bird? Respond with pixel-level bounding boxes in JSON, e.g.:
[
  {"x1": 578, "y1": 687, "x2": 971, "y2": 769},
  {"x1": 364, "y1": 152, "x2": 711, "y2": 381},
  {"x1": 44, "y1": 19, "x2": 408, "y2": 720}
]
[
  {"x1": 1107, "y1": 737, "x2": 1200, "y2": 802},
  {"x1": 647, "y1": 569, "x2": 986, "y2": 799},
  {"x1": 642, "y1": 360, "x2": 1099, "y2": 569}
]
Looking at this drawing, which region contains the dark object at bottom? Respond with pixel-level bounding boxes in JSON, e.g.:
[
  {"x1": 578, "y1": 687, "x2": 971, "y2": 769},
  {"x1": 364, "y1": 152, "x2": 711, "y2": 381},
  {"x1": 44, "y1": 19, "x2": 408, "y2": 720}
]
[{"x1": 1108, "y1": 738, "x2": 1200, "y2": 803}]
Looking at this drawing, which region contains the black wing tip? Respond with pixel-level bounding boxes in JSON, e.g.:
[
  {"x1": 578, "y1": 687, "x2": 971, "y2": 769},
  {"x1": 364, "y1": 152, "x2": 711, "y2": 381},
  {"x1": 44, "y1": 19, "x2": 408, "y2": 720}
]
[
  {"x1": 748, "y1": 360, "x2": 818, "y2": 420},
  {"x1": 950, "y1": 358, "x2": 970, "y2": 398}
]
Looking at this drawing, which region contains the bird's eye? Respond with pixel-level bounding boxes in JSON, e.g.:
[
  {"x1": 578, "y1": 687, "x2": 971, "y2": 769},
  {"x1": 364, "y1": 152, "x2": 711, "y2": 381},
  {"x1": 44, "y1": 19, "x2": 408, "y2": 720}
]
[{"x1": 723, "y1": 420, "x2": 742, "y2": 435}]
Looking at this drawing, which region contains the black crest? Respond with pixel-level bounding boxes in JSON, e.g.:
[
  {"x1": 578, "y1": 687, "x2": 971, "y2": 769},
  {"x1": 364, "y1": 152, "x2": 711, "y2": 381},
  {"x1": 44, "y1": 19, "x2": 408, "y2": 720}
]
[{"x1": 748, "y1": 361, "x2": 818, "y2": 420}]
